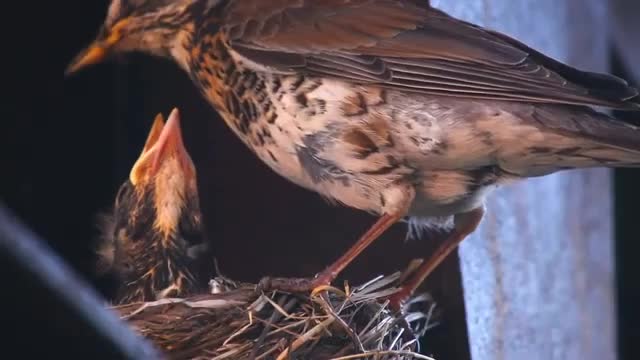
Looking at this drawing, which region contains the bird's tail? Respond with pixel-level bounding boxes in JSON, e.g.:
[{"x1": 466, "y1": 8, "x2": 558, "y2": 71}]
[
  {"x1": 550, "y1": 106, "x2": 640, "y2": 168},
  {"x1": 503, "y1": 104, "x2": 640, "y2": 177}
]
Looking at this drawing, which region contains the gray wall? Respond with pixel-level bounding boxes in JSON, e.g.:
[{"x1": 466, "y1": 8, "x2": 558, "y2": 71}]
[{"x1": 430, "y1": 1, "x2": 617, "y2": 359}]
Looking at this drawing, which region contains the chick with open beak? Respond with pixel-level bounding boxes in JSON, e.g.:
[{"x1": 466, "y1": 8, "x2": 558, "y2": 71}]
[{"x1": 97, "y1": 108, "x2": 211, "y2": 304}]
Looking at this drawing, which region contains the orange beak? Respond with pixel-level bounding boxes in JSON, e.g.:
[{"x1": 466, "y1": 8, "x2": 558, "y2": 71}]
[
  {"x1": 142, "y1": 113, "x2": 166, "y2": 155},
  {"x1": 65, "y1": 45, "x2": 109, "y2": 76},
  {"x1": 65, "y1": 18, "x2": 130, "y2": 76},
  {"x1": 148, "y1": 108, "x2": 195, "y2": 180},
  {"x1": 129, "y1": 108, "x2": 195, "y2": 185}
]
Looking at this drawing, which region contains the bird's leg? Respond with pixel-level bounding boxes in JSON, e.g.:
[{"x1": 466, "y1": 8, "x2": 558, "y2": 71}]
[
  {"x1": 259, "y1": 213, "x2": 403, "y2": 293},
  {"x1": 386, "y1": 206, "x2": 485, "y2": 312}
]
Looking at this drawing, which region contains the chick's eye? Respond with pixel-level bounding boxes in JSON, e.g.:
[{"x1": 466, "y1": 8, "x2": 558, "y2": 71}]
[{"x1": 120, "y1": 260, "x2": 135, "y2": 275}]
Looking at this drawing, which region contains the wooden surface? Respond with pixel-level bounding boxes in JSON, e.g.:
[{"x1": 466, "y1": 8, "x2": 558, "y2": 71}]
[{"x1": 430, "y1": 1, "x2": 618, "y2": 359}]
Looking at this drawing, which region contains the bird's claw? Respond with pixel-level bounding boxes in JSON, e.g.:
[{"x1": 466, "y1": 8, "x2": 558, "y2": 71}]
[{"x1": 385, "y1": 290, "x2": 410, "y2": 314}]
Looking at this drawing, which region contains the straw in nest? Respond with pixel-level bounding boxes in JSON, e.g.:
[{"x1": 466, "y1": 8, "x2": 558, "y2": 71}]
[{"x1": 113, "y1": 270, "x2": 439, "y2": 360}]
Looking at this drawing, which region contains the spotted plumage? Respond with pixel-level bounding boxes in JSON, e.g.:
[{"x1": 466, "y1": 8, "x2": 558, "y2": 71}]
[
  {"x1": 69, "y1": 0, "x2": 640, "y2": 309},
  {"x1": 96, "y1": 109, "x2": 211, "y2": 304}
]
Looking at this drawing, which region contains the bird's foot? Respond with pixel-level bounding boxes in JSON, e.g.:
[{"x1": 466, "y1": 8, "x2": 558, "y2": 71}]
[
  {"x1": 257, "y1": 272, "x2": 334, "y2": 294},
  {"x1": 386, "y1": 207, "x2": 487, "y2": 313},
  {"x1": 385, "y1": 287, "x2": 413, "y2": 314}
]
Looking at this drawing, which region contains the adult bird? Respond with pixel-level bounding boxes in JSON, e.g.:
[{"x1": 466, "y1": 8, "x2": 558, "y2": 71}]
[
  {"x1": 68, "y1": 0, "x2": 640, "y2": 309},
  {"x1": 96, "y1": 108, "x2": 211, "y2": 304}
]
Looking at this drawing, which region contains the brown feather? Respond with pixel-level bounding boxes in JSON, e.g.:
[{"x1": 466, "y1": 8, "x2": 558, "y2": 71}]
[{"x1": 221, "y1": 0, "x2": 639, "y2": 110}]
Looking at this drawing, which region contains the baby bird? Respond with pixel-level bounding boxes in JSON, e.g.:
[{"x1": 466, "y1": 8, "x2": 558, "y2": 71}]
[{"x1": 97, "y1": 108, "x2": 211, "y2": 304}]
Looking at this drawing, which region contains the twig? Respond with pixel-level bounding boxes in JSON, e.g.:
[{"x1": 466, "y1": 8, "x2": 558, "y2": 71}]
[
  {"x1": 262, "y1": 293, "x2": 307, "y2": 320},
  {"x1": 275, "y1": 317, "x2": 336, "y2": 360},
  {"x1": 329, "y1": 350, "x2": 435, "y2": 360},
  {"x1": 121, "y1": 298, "x2": 185, "y2": 320},
  {"x1": 222, "y1": 311, "x2": 254, "y2": 347},
  {"x1": 250, "y1": 295, "x2": 298, "y2": 359},
  {"x1": 112, "y1": 266, "x2": 439, "y2": 359},
  {"x1": 318, "y1": 291, "x2": 365, "y2": 352}
]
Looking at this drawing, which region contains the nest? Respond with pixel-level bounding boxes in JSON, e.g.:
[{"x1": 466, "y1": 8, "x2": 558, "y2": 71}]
[{"x1": 112, "y1": 270, "x2": 439, "y2": 360}]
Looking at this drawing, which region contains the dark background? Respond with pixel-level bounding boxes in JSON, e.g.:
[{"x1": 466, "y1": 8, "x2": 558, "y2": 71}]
[{"x1": 2, "y1": 1, "x2": 638, "y2": 359}]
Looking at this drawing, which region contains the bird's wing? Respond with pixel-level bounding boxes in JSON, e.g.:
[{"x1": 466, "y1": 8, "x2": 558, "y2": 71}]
[{"x1": 221, "y1": 0, "x2": 639, "y2": 110}]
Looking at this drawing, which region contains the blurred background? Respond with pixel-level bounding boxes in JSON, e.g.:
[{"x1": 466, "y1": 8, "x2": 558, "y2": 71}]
[{"x1": 2, "y1": 0, "x2": 639, "y2": 359}]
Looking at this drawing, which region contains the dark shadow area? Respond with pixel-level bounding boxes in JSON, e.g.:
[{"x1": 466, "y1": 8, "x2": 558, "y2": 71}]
[
  {"x1": 611, "y1": 50, "x2": 640, "y2": 360},
  {"x1": 0, "y1": 205, "x2": 160, "y2": 359}
]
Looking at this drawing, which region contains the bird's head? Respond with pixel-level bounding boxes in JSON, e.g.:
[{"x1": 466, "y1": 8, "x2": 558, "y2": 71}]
[
  {"x1": 65, "y1": 0, "x2": 225, "y2": 76},
  {"x1": 97, "y1": 108, "x2": 210, "y2": 302}
]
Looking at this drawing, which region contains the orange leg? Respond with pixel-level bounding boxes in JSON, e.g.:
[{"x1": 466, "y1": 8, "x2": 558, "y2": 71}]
[
  {"x1": 259, "y1": 213, "x2": 402, "y2": 293},
  {"x1": 387, "y1": 207, "x2": 485, "y2": 312}
]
